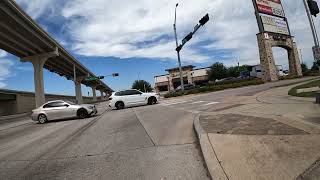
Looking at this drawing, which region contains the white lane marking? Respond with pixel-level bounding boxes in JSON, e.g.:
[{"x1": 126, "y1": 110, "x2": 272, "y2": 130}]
[
  {"x1": 201, "y1": 102, "x2": 219, "y2": 106},
  {"x1": 189, "y1": 101, "x2": 205, "y2": 104},
  {"x1": 160, "y1": 100, "x2": 192, "y2": 106}
]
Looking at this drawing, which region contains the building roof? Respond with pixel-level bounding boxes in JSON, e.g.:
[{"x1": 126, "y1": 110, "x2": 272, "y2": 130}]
[
  {"x1": 165, "y1": 65, "x2": 195, "y2": 72},
  {"x1": 155, "y1": 66, "x2": 210, "y2": 78}
]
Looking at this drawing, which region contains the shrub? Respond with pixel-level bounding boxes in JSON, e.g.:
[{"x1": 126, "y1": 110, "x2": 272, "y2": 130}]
[
  {"x1": 303, "y1": 71, "x2": 320, "y2": 77},
  {"x1": 164, "y1": 79, "x2": 264, "y2": 98}
]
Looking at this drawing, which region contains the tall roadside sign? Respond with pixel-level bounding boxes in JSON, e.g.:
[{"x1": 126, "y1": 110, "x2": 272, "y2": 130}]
[
  {"x1": 252, "y1": 0, "x2": 303, "y2": 81},
  {"x1": 252, "y1": 0, "x2": 291, "y2": 36}
]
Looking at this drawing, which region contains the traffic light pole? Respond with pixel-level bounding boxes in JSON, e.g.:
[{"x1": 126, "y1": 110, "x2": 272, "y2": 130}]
[
  {"x1": 174, "y1": 4, "x2": 185, "y2": 91},
  {"x1": 303, "y1": 0, "x2": 319, "y2": 47}
]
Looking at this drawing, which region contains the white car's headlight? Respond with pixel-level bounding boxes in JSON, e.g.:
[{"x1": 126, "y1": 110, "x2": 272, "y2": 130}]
[{"x1": 88, "y1": 106, "x2": 94, "y2": 109}]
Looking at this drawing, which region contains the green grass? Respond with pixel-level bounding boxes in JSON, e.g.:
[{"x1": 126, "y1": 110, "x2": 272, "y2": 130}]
[{"x1": 288, "y1": 79, "x2": 320, "y2": 97}]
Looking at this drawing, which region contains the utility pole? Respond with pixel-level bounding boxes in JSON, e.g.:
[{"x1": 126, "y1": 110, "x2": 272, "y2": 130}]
[{"x1": 174, "y1": 3, "x2": 185, "y2": 91}]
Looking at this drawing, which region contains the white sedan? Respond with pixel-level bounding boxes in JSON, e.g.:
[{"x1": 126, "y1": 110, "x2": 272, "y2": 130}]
[
  {"x1": 31, "y1": 100, "x2": 97, "y2": 124},
  {"x1": 109, "y1": 89, "x2": 160, "y2": 110}
]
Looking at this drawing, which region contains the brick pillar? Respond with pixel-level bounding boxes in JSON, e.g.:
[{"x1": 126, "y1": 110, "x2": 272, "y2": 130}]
[
  {"x1": 257, "y1": 33, "x2": 278, "y2": 82},
  {"x1": 288, "y1": 42, "x2": 303, "y2": 77}
]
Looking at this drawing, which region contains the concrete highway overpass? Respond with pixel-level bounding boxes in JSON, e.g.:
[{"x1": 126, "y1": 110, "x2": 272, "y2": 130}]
[{"x1": 0, "y1": 0, "x2": 113, "y2": 107}]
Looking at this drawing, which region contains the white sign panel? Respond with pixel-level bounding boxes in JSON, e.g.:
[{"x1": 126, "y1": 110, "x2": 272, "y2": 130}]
[
  {"x1": 260, "y1": 14, "x2": 289, "y2": 35},
  {"x1": 256, "y1": 0, "x2": 285, "y2": 17}
]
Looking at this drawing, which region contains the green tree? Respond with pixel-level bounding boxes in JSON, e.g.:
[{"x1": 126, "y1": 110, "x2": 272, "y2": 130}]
[
  {"x1": 208, "y1": 62, "x2": 228, "y2": 80},
  {"x1": 132, "y1": 80, "x2": 152, "y2": 92},
  {"x1": 227, "y1": 65, "x2": 250, "y2": 77},
  {"x1": 301, "y1": 63, "x2": 309, "y2": 74},
  {"x1": 311, "y1": 62, "x2": 319, "y2": 71}
]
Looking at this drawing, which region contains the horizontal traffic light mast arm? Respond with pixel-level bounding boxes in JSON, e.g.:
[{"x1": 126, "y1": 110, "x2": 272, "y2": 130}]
[{"x1": 175, "y1": 13, "x2": 210, "y2": 52}]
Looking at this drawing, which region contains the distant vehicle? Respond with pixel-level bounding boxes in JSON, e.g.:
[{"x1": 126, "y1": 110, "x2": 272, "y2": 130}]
[
  {"x1": 31, "y1": 100, "x2": 97, "y2": 124},
  {"x1": 239, "y1": 71, "x2": 251, "y2": 79},
  {"x1": 109, "y1": 89, "x2": 159, "y2": 110},
  {"x1": 174, "y1": 84, "x2": 200, "y2": 92}
]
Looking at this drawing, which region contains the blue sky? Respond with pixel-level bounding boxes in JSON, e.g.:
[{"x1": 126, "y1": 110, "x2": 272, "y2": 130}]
[{"x1": 0, "y1": 0, "x2": 319, "y2": 96}]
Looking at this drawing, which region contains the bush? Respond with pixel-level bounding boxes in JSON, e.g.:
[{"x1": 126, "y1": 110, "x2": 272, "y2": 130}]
[
  {"x1": 164, "y1": 79, "x2": 264, "y2": 98},
  {"x1": 303, "y1": 71, "x2": 320, "y2": 77},
  {"x1": 278, "y1": 75, "x2": 301, "y2": 80}
]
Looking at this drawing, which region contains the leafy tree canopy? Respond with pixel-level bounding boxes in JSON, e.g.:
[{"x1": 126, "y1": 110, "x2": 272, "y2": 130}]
[{"x1": 132, "y1": 80, "x2": 152, "y2": 92}]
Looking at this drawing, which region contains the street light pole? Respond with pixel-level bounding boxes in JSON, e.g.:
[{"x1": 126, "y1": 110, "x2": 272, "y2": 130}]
[
  {"x1": 303, "y1": 0, "x2": 319, "y2": 47},
  {"x1": 174, "y1": 3, "x2": 185, "y2": 91}
]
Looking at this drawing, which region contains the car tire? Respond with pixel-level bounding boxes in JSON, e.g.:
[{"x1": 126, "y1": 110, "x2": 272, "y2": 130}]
[
  {"x1": 38, "y1": 114, "x2": 48, "y2": 124},
  {"x1": 77, "y1": 109, "x2": 88, "y2": 119},
  {"x1": 148, "y1": 97, "x2": 157, "y2": 105},
  {"x1": 115, "y1": 101, "x2": 125, "y2": 110}
]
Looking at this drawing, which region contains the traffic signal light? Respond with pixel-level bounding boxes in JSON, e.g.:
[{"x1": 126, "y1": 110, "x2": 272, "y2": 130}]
[
  {"x1": 112, "y1": 73, "x2": 119, "y2": 77},
  {"x1": 98, "y1": 76, "x2": 105, "y2": 79},
  {"x1": 182, "y1": 32, "x2": 193, "y2": 45},
  {"x1": 308, "y1": 0, "x2": 320, "y2": 17},
  {"x1": 199, "y1": 13, "x2": 209, "y2": 26}
]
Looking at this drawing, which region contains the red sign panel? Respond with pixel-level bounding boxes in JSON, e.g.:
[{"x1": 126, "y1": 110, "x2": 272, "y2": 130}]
[{"x1": 256, "y1": 0, "x2": 285, "y2": 17}]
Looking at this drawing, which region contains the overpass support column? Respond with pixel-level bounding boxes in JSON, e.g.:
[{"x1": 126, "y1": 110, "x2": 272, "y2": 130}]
[
  {"x1": 75, "y1": 81, "x2": 83, "y2": 104},
  {"x1": 100, "y1": 90, "x2": 104, "y2": 100},
  {"x1": 21, "y1": 48, "x2": 59, "y2": 108},
  {"x1": 91, "y1": 86, "x2": 97, "y2": 101}
]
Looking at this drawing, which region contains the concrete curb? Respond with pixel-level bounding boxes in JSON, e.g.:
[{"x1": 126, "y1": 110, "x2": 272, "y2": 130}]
[
  {"x1": 0, "y1": 112, "x2": 30, "y2": 121},
  {"x1": 193, "y1": 114, "x2": 229, "y2": 180}
]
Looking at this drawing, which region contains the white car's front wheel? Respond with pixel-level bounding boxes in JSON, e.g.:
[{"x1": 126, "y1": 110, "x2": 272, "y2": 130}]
[
  {"x1": 115, "y1": 101, "x2": 125, "y2": 110},
  {"x1": 38, "y1": 114, "x2": 48, "y2": 124},
  {"x1": 147, "y1": 97, "x2": 157, "y2": 105}
]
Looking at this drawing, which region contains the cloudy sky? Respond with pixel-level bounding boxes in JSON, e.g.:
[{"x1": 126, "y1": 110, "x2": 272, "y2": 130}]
[{"x1": 0, "y1": 0, "x2": 319, "y2": 95}]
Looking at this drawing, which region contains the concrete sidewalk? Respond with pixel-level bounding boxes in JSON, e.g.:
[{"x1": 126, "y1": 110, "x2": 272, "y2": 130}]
[{"x1": 194, "y1": 83, "x2": 320, "y2": 180}]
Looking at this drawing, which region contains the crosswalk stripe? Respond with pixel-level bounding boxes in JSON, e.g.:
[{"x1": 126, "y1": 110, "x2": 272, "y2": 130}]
[
  {"x1": 190, "y1": 101, "x2": 205, "y2": 104},
  {"x1": 201, "y1": 102, "x2": 219, "y2": 106},
  {"x1": 160, "y1": 100, "x2": 192, "y2": 106}
]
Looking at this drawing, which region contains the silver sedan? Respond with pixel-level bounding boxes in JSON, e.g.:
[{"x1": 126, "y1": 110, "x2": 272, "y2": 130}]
[{"x1": 31, "y1": 100, "x2": 97, "y2": 124}]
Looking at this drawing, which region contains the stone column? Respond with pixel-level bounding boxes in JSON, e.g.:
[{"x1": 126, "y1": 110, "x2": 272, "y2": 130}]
[
  {"x1": 168, "y1": 76, "x2": 175, "y2": 91},
  {"x1": 257, "y1": 33, "x2": 278, "y2": 82},
  {"x1": 288, "y1": 42, "x2": 303, "y2": 77},
  {"x1": 187, "y1": 72, "x2": 193, "y2": 84}
]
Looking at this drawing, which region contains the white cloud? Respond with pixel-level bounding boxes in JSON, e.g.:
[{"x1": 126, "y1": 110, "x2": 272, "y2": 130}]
[
  {"x1": 16, "y1": 0, "x2": 320, "y2": 67},
  {"x1": 0, "y1": 58, "x2": 14, "y2": 88},
  {"x1": 15, "y1": 0, "x2": 60, "y2": 19},
  {"x1": 0, "y1": 50, "x2": 7, "y2": 58}
]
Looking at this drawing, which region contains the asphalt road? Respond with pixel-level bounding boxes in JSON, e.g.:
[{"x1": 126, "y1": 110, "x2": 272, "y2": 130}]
[
  {"x1": 0, "y1": 77, "x2": 316, "y2": 180},
  {"x1": 0, "y1": 103, "x2": 209, "y2": 180}
]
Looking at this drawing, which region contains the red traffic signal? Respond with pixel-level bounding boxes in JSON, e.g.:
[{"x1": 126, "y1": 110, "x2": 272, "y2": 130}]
[
  {"x1": 199, "y1": 13, "x2": 209, "y2": 26},
  {"x1": 308, "y1": 0, "x2": 320, "y2": 17}
]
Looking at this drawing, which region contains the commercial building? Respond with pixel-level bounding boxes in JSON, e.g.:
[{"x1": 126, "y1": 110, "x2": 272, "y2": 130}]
[{"x1": 154, "y1": 65, "x2": 210, "y2": 93}]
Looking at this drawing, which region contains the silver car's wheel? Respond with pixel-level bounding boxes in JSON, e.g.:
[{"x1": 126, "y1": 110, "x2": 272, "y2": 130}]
[
  {"x1": 38, "y1": 114, "x2": 47, "y2": 124},
  {"x1": 78, "y1": 109, "x2": 88, "y2": 119}
]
